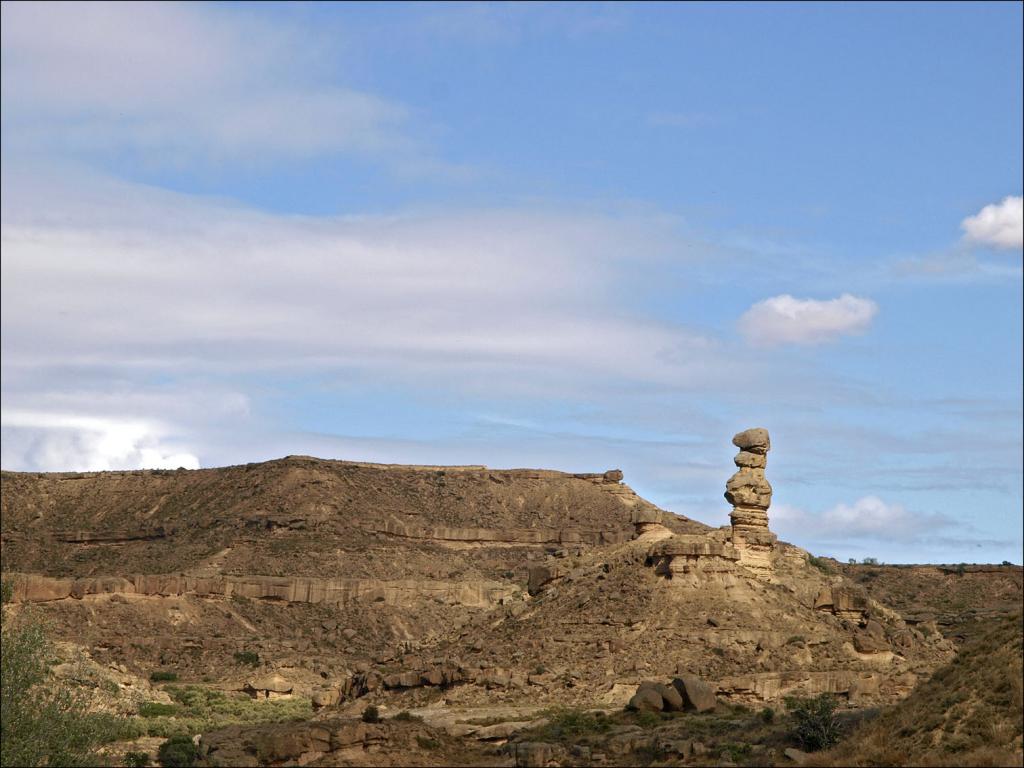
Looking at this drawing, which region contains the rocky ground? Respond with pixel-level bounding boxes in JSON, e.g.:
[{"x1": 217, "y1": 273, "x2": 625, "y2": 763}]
[{"x1": 2, "y1": 452, "x2": 1020, "y2": 766}]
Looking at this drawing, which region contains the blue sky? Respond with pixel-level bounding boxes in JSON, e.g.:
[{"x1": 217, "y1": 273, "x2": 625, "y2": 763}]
[{"x1": 2, "y1": 1, "x2": 1021, "y2": 564}]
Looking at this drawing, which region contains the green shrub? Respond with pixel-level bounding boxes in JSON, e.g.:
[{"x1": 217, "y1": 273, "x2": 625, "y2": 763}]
[
  {"x1": 808, "y1": 556, "x2": 833, "y2": 574},
  {"x1": 138, "y1": 701, "x2": 178, "y2": 718},
  {"x1": 157, "y1": 735, "x2": 197, "y2": 768},
  {"x1": 124, "y1": 751, "x2": 151, "y2": 767},
  {"x1": 362, "y1": 705, "x2": 380, "y2": 723},
  {"x1": 149, "y1": 671, "x2": 178, "y2": 682},
  {"x1": 785, "y1": 693, "x2": 841, "y2": 751},
  {"x1": 415, "y1": 735, "x2": 440, "y2": 749},
  {"x1": 530, "y1": 708, "x2": 612, "y2": 743},
  {"x1": 392, "y1": 710, "x2": 422, "y2": 722},
  {"x1": 721, "y1": 742, "x2": 752, "y2": 761},
  {"x1": 1, "y1": 580, "x2": 132, "y2": 767},
  {"x1": 760, "y1": 706, "x2": 775, "y2": 723},
  {"x1": 232, "y1": 650, "x2": 260, "y2": 667},
  {"x1": 134, "y1": 685, "x2": 311, "y2": 739},
  {"x1": 635, "y1": 710, "x2": 661, "y2": 728}
]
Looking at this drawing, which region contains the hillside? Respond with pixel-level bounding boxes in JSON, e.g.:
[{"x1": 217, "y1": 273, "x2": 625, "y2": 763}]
[
  {"x1": 3, "y1": 444, "x2": 1012, "y2": 766},
  {"x1": 837, "y1": 562, "x2": 1023, "y2": 643},
  {"x1": 818, "y1": 612, "x2": 1024, "y2": 767}
]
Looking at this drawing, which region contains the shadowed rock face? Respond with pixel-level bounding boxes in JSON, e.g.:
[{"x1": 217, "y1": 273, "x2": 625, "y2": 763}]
[{"x1": 726, "y1": 428, "x2": 777, "y2": 578}]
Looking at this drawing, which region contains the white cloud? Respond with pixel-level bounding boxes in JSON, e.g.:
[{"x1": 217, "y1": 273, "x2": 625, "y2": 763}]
[
  {"x1": 738, "y1": 294, "x2": 878, "y2": 346},
  {"x1": 961, "y1": 196, "x2": 1024, "y2": 250},
  {"x1": 0, "y1": 411, "x2": 199, "y2": 472},
  {"x1": 0, "y1": 169, "x2": 734, "y2": 394},
  {"x1": 772, "y1": 495, "x2": 956, "y2": 544},
  {"x1": 0, "y1": 2, "x2": 434, "y2": 169}
]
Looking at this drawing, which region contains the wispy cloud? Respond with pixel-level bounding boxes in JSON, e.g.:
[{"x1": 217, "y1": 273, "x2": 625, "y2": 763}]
[
  {"x1": 0, "y1": 2, "x2": 445, "y2": 172},
  {"x1": 738, "y1": 294, "x2": 878, "y2": 346},
  {"x1": 961, "y1": 195, "x2": 1024, "y2": 250},
  {"x1": 0, "y1": 169, "x2": 731, "y2": 391}
]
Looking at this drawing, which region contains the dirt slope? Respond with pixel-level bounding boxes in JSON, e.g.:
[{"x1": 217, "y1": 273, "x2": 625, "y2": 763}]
[{"x1": 818, "y1": 612, "x2": 1023, "y2": 767}]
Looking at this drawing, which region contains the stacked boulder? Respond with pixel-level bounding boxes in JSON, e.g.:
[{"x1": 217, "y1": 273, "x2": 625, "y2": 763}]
[
  {"x1": 627, "y1": 675, "x2": 717, "y2": 713},
  {"x1": 725, "y1": 428, "x2": 776, "y2": 579}
]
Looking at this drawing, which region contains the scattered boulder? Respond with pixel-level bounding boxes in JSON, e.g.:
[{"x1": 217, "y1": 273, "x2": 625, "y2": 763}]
[
  {"x1": 671, "y1": 674, "x2": 717, "y2": 712},
  {"x1": 527, "y1": 566, "x2": 561, "y2": 596},
  {"x1": 627, "y1": 685, "x2": 664, "y2": 712},
  {"x1": 243, "y1": 673, "x2": 293, "y2": 699},
  {"x1": 655, "y1": 682, "x2": 683, "y2": 712},
  {"x1": 853, "y1": 632, "x2": 889, "y2": 654},
  {"x1": 514, "y1": 741, "x2": 556, "y2": 768},
  {"x1": 784, "y1": 747, "x2": 811, "y2": 765},
  {"x1": 383, "y1": 671, "x2": 422, "y2": 689}
]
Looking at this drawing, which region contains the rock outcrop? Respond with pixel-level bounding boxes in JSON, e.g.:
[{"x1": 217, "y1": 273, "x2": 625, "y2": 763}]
[
  {"x1": 648, "y1": 534, "x2": 740, "y2": 587},
  {"x1": 726, "y1": 428, "x2": 777, "y2": 579},
  {"x1": 5, "y1": 572, "x2": 518, "y2": 609}
]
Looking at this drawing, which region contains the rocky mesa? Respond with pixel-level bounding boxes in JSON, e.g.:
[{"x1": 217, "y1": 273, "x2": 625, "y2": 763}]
[{"x1": 3, "y1": 428, "x2": 1010, "y2": 767}]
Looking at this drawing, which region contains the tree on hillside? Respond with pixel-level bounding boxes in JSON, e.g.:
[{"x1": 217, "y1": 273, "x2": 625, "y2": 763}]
[{"x1": 1, "y1": 581, "x2": 121, "y2": 767}]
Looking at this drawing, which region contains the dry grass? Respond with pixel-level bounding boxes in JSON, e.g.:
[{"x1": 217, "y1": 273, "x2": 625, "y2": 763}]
[{"x1": 814, "y1": 613, "x2": 1023, "y2": 767}]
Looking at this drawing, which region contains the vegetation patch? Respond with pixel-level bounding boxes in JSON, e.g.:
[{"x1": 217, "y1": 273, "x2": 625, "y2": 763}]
[
  {"x1": 530, "y1": 708, "x2": 614, "y2": 743},
  {"x1": 415, "y1": 735, "x2": 440, "y2": 749},
  {"x1": 1, "y1": 580, "x2": 139, "y2": 767},
  {"x1": 232, "y1": 650, "x2": 260, "y2": 667},
  {"x1": 785, "y1": 693, "x2": 841, "y2": 751},
  {"x1": 808, "y1": 555, "x2": 834, "y2": 574},
  {"x1": 138, "y1": 701, "x2": 179, "y2": 718},
  {"x1": 392, "y1": 710, "x2": 423, "y2": 722},
  {"x1": 157, "y1": 735, "x2": 197, "y2": 768},
  {"x1": 130, "y1": 685, "x2": 311, "y2": 738}
]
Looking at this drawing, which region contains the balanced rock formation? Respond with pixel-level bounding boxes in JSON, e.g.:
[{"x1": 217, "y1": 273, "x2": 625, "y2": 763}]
[{"x1": 726, "y1": 428, "x2": 777, "y2": 579}]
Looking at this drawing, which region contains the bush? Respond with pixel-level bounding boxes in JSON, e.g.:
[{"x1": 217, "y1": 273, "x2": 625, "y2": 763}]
[
  {"x1": 149, "y1": 671, "x2": 178, "y2": 682},
  {"x1": 807, "y1": 556, "x2": 833, "y2": 574},
  {"x1": 533, "y1": 708, "x2": 613, "y2": 742},
  {"x1": 1, "y1": 580, "x2": 130, "y2": 767},
  {"x1": 135, "y1": 685, "x2": 311, "y2": 738},
  {"x1": 785, "y1": 693, "x2": 841, "y2": 751},
  {"x1": 362, "y1": 705, "x2": 380, "y2": 723},
  {"x1": 760, "y1": 706, "x2": 775, "y2": 723},
  {"x1": 138, "y1": 701, "x2": 178, "y2": 717},
  {"x1": 635, "y1": 710, "x2": 661, "y2": 729},
  {"x1": 415, "y1": 735, "x2": 440, "y2": 749},
  {"x1": 232, "y1": 650, "x2": 260, "y2": 667},
  {"x1": 157, "y1": 735, "x2": 197, "y2": 768},
  {"x1": 392, "y1": 710, "x2": 422, "y2": 722},
  {"x1": 124, "y1": 752, "x2": 151, "y2": 767}
]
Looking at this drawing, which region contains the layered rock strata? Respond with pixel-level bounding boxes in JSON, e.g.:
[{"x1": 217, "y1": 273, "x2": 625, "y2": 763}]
[
  {"x1": 725, "y1": 428, "x2": 777, "y2": 579},
  {"x1": 5, "y1": 572, "x2": 518, "y2": 609},
  {"x1": 648, "y1": 534, "x2": 740, "y2": 587}
]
